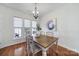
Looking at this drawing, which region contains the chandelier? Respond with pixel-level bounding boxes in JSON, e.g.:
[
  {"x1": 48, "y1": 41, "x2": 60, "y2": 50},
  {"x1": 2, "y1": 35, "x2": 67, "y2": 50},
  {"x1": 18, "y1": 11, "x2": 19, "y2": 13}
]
[{"x1": 32, "y1": 3, "x2": 39, "y2": 19}]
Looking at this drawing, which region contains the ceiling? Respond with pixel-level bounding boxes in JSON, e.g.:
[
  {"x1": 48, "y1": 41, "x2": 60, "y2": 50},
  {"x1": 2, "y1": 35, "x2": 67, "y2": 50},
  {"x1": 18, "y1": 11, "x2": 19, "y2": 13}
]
[{"x1": 0, "y1": 3, "x2": 65, "y2": 18}]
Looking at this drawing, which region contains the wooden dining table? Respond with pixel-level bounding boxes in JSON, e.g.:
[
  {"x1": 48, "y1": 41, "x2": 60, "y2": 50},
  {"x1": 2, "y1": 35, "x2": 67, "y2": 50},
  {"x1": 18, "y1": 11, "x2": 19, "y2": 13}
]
[{"x1": 34, "y1": 35, "x2": 58, "y2": 56}]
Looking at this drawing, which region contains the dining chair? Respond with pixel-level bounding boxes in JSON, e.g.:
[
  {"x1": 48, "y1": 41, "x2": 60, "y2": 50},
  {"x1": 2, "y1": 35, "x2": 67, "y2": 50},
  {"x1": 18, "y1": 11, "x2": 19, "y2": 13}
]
[{"x1": 26, "y1": 35, "x2": 42, "y2": 56}]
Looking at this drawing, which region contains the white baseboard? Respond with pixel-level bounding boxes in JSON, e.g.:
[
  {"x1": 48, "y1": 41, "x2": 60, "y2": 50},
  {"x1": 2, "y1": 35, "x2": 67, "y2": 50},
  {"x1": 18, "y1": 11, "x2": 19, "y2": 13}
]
[
  {"x1": 0, "y1": 38, "x2": 26, "y2": 49},
  {"x1": 0, "y1": 41, "x2": 26, "y2": 49},
  {"x1": 58, "y1": 44, "x2": 79, "y2": 53}
]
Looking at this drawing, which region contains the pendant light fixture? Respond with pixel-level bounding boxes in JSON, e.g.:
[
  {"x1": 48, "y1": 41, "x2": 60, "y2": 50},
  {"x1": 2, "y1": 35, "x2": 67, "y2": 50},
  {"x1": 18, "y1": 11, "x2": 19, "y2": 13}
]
[{"x1": 32, "y1": 3, "x2": 39, "y2": 19}]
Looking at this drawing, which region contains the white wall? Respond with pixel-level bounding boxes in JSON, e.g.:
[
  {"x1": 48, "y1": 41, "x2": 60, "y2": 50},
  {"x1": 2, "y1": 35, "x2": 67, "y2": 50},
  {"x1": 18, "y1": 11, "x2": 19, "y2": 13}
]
[
  {"x1": 0, "y1": 5, "x2": 33, "y2": 48},
  {"x1": 40, "y1": 4, "x2": 79, "y2": 52}
]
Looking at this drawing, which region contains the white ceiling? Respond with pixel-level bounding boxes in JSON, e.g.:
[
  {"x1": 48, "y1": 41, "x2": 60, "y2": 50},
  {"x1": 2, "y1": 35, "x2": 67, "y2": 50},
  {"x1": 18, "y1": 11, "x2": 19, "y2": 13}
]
[{"x1": 0, "y1": 3, "x2": 65, "y2": 18}]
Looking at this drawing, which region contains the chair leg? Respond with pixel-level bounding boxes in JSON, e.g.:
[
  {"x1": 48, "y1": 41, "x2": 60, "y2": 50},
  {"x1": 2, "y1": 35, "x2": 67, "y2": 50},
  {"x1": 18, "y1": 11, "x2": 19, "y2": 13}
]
[{"x1": 27, "y1": 44, "x2": 30, "y2": 56}]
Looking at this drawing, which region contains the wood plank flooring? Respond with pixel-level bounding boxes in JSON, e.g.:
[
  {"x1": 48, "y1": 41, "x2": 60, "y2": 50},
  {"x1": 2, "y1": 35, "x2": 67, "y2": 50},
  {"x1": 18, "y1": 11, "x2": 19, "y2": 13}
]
[{"x1": 0, "y1": 42, "x2": 79, "y2": 56}]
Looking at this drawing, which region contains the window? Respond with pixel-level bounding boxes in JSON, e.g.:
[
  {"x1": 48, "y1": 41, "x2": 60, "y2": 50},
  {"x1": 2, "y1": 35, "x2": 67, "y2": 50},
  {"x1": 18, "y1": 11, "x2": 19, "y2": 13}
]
[
  {"x1": 24, "y1": 19, "x2": 31, "y2": 28},
  {"x1": 32, "y1": 21, "x2": 37, "y2": 34},
  {"x1": 13, "y1": 17, "x2": 37, "y2": 39},
  {"x1": 14, "y1": 17, "x2": 23, "y2": 27},
  {"x1": 13, "y1": 17, "x2": 23, "y2": 39},
  {"x1": 32, "y1": 21, "x2": 37, "y2": 28},
  {"x1": 24, "y1": 19, "x2": 31, "y2": 36},
  {"x1": 14, "y1": 28, "x2": 21, "y2": 38}
]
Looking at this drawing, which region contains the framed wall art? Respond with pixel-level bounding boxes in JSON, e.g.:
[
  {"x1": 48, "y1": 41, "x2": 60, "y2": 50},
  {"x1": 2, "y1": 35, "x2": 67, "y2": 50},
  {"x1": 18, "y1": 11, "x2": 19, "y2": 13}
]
[{"x1": 47, "y1": 18, "x2": 57, "y2": 31}]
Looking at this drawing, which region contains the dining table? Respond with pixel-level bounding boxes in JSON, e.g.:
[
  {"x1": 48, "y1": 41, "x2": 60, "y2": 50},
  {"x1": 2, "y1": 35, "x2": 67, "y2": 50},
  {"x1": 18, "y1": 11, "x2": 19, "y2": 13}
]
[{"x1": 33, "y1": 35, "x2": 58, "y2": 56}]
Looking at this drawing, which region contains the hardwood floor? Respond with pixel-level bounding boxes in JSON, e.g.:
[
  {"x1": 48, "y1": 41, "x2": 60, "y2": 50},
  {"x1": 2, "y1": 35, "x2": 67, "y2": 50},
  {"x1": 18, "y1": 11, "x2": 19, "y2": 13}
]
[
  {"x1": 0, "y1": 42, "x2": 79, "y2": 56},
  {"x1": 0, "y1": 43, "x2": 26, "y2": 56}
]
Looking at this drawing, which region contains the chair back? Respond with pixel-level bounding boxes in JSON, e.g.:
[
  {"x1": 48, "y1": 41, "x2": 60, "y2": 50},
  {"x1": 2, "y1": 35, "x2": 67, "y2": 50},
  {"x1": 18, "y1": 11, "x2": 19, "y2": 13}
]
[{"x1": 26, "y1": 35, "x2": 35, "y2": 55}]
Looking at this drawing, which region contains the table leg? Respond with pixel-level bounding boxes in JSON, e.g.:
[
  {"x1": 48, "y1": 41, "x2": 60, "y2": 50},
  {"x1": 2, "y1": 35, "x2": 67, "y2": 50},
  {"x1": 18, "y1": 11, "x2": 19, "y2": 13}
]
[{"x1": 42, "y1": 49, "x2": 47, "y2": 56}]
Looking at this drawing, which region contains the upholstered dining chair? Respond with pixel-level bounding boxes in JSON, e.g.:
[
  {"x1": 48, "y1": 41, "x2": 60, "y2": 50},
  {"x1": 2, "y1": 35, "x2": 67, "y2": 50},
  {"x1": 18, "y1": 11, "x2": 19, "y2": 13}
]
[{"x1": 26, "y1": 35, "x2": 42, "y2": 56}]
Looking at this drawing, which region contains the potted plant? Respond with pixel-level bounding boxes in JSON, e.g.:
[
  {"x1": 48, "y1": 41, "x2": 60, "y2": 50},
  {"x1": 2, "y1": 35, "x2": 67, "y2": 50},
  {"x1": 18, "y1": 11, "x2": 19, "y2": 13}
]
[{"x1": 36, "y1": 24, "x2": 42, "y2": 37}]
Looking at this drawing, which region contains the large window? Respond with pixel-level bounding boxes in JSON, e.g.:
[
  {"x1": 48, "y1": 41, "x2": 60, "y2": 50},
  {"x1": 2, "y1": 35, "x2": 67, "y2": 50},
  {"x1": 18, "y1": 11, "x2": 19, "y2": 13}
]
[
  {"x1": 13, "y1": 17, "x2": 37, "y2": 39},
  {"x1": 13, "y1": 17, "x2": 23, "y2": 39}
]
